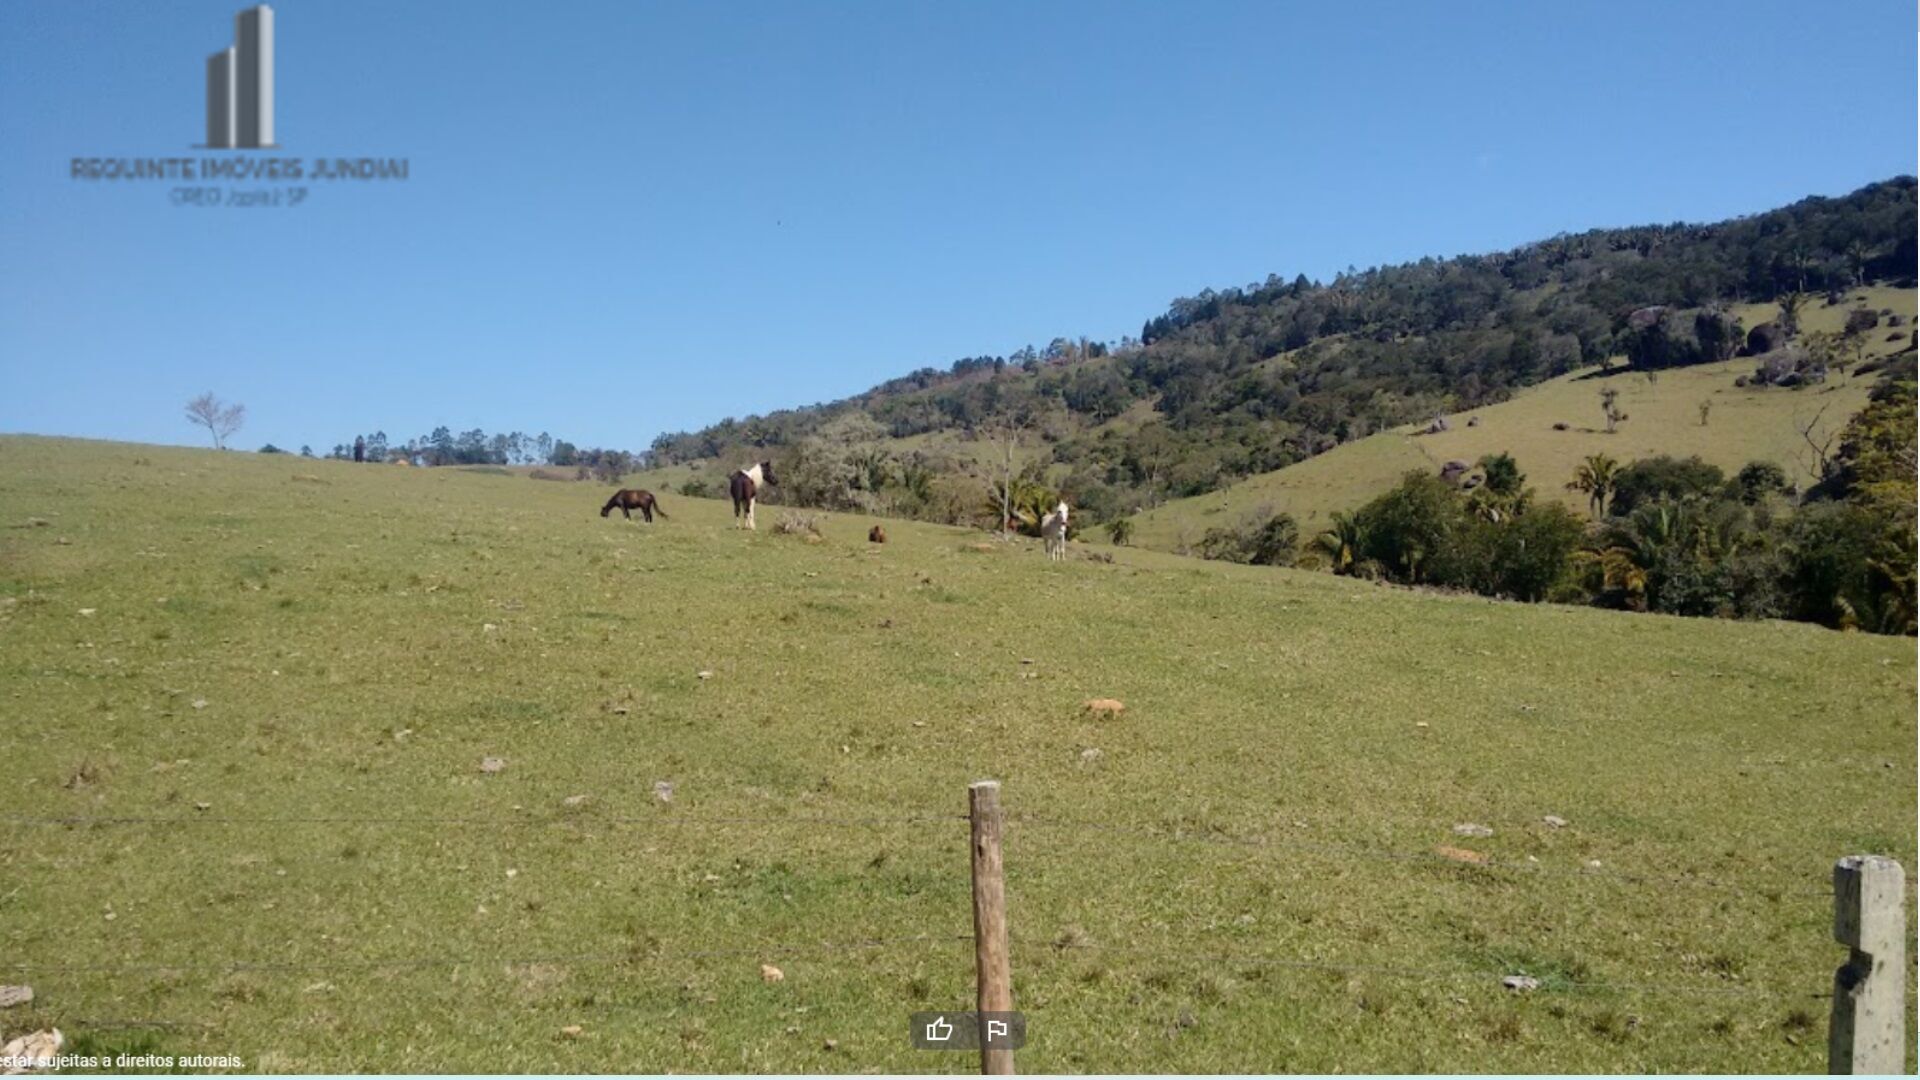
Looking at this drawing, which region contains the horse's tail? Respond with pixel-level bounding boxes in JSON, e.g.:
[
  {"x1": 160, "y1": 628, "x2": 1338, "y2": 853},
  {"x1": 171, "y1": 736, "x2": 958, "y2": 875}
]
[{"x1": 652, "y1": 498, "x2": 669, "y2": 520}]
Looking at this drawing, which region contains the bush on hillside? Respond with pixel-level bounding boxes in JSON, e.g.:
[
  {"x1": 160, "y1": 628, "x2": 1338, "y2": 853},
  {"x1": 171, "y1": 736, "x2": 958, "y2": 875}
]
[{"x1": 1608, "y1": 456, "x2": 1726, "y2": 516}]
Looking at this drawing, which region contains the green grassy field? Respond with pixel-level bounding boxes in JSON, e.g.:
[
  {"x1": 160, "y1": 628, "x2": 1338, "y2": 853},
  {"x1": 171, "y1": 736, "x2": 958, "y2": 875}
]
[
  {"x1": 0, "y1": 434, "x2": 1913, "y2": 1073},
  {"x1": 1130, "y1": 288, "x2": 1916, "y2": 553}
]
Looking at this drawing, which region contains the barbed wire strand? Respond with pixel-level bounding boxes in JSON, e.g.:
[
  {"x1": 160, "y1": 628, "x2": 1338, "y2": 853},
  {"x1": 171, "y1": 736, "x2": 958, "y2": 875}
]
[
  {"x1": 0, "y1": 934, "x2": 974, "y2": 977},
  {"x1": 1, "y1": 810, "x2": 1863, "y2": 899},
  {"x1": 0, "y1": 812, "x2": 966, "y2": 829},
  {"x1": 1003, "y1": 814, "x2": 1837, "y2": 899},
  {"x1": 1020, "y1": 938, "x2": 1816, "y2": 1001}
]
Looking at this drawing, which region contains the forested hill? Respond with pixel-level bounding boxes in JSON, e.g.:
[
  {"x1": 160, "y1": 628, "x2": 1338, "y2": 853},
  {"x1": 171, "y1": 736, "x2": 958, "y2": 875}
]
[{"x1": 647, "y1": 177, "x2": 1916, "y2": 524}]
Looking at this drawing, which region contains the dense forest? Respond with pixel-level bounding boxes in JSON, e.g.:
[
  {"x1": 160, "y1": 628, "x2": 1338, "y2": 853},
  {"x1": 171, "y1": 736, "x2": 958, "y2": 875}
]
[{"x1": 650, "y1": 178, "x2": 1915, "y2": 527}]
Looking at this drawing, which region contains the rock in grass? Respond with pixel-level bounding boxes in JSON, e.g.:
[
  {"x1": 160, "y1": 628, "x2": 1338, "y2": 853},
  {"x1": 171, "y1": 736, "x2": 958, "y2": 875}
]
[
  {"x1": 0, "y1": 985, "x2": 30, "y2": 1008},
  {"x1": 479, "y1": 756, "x2": 505, "y2": 774},
  {"x1": 1, "y1": 1028, "x2": 62, "y2": 1071},
  {"x1": 1082, "y1": 698, "x2": 1125, "y2": 718},
  {"x1": 1542, "y1": 815, "x2": 1568, "y2": 829},
  {"x1": 562, "y1": 794, "x2": 590, "y2": 808},
  {"x1": 652, "y1": 780, "x2": 675, "y2": 803},
  {"x1": 1452, "y1": 823, "x2": 1493, "y2": 838},
  {"x1": 1434, "y1": 845, "x2": 1489, "y2": 865},
  {"x1": 1502, "y1": 975, "x2": 1541, "y2": 992},
  {"x1": 760, "y1": 963, "x2": 785, "y2": 983},
  {"x1": 559, "y1": 1024, "x2": 584, "y2": 1040}
]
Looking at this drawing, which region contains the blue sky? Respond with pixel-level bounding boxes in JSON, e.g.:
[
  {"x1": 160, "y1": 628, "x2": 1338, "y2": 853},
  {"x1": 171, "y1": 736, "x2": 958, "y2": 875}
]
[{"x1": 2, "y1": 1, "x2": 1914, "y2": 454}]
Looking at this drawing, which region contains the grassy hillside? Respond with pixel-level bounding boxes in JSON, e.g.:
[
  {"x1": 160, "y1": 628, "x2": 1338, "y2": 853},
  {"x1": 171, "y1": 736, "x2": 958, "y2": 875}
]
[
  {"x1": 0, "y1": 435, "x2": 1912, "y2": 1072},
  {"x1": 1130, "y1": 288, "x2": 1916, "y2": 553}
]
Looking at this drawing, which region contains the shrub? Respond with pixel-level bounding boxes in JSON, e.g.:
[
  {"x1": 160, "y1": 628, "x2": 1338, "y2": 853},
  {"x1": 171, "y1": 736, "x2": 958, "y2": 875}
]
[
  {"x1": 1608, "y1": 456, "x2": 1725, "y2": 516},
  {"x1": 678, "y1": 478, "x2": 715, "y2": 498},
  {"x1": 1730, "y1": 461, "x2": 1793, "y2": 504},
  {"x1": 1195, "y1": 511, "x2": 1301, "y2": 566},
  {"x1": 1106, "y1": 517, "x2": 1135, "y2": 546},
  {"x1": 774, "y1": 511, "x2": 823, "y2": 537}
]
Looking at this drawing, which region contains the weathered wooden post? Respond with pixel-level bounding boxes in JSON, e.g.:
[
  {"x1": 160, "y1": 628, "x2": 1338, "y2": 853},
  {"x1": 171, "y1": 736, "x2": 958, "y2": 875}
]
[
  {"x1": 969, "y1": 780, "x2": 1015, "y2": 1075},
  {"x1": 1829, "y1": 855, "x2": 1906, "y2": 1074}
]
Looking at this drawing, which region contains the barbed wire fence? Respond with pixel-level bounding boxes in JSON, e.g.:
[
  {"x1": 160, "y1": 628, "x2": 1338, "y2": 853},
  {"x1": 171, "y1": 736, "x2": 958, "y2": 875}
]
[{"x1": 0, "y1": 783, "x2": 1906, "y2": 1073}]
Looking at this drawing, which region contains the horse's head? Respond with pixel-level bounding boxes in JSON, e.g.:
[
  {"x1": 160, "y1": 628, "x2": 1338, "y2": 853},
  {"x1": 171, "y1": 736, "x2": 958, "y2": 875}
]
[
  {"x1": 759, "y1": 460, "x2": 778, "y2": 486},
  {"x1": 1056, "y1": 501, "x2": 1070, "y2": 520}
]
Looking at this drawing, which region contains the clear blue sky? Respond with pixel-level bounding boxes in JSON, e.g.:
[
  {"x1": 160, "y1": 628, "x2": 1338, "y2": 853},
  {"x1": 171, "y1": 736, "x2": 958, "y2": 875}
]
[{"x1": 2, "y1": 1, "x2": 1914, "y2": 454}]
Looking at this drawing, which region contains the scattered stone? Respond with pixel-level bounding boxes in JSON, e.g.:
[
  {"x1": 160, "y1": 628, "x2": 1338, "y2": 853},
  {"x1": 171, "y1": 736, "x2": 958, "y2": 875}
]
[
  {"x1": 1586, "y1": 859, "x2": 1603, "y2": 869},
  {"x1": 1551, "y1": 422, "x2": 1569, "y2": 431},
  {"x1": 1, "y1": 1028, "x2": 62, "y2": 1073},
  {"x1": 1845, "y1": 309, "x2": 1881, "y2": 334},
  {"x1": 194, "y1": 802, "x2": 211, "y2": 811},
  {"x1": 653, "y1": 780, "x2": 675, "y2": 803},
  {"x1": 190, "y1": 698, "x2": 208, "y2": 710},
  {"x1": 23, "y1": 518, "x2": 49, "y2": 528},
  {"x1": 77, "y1": 608, "x2": 96, "y2": 617},
  {"x1": 1626, "y1": 304, "x2": 1667, "y2": 331},
  {"x1": 1745, "y1": 321, "x2": 1788, "y2": 355},
  {"x1": 1466, "y1": 416, "x2": 1481, "y2": 427},
  {"x1": 760, "y1": 963, "x2": 785, "y2": 983},
  {"x1": 1414, "y1": 721, "x2": 1429, "y2": 729},
  {"x1": 505, "y1": 868, "x2": 519, "y2": 879},
  {"x1": 1083, "y1": 698, "x2": 1125, "y2": 718},
  {"x1": 0, "y1": 986, "x2": 31, "y2": 1009},
  {"x1": 562, "y1": 795, "x2": 590, "y2": 808},
  {"x1": 822, "y1": 1039, "x2": 838, "y2": 1052},
  {"x1": 1502, "y1": 975, "x2": 1541, "y2": 992},
  {"x1": 483, "y1": 623, "x2": 499, "y2": 633},
  {"x1": 1543, "y1": 815, "x2": 1568, "y2": 829},
  {"x1": 1452, "y1": 823, "x2": 1493, "y2": 838},
  {"x1": 559, "y1": 1025, "x2": 584, "y2": 1040},
  {"x1": 1420, "y1": 416, "x2": 1451, "y2": 435},
  {"x1": 1079, "y1": 747, "x2": 1103, "y2": 764},
  {"x1": 1435, "y1": 845, "x2": 1489, "y2": 865},
  {"x1": 696, "y1": 670, "x2": 714, "y2": 681},
  {"x1": 479, "y1": 756, "x2": 506, "y2": 774}
]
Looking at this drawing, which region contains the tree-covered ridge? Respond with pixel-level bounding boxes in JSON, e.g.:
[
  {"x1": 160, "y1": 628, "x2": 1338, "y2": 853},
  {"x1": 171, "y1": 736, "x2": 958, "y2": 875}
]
[{"x1": 649, "y1": 177, "x2": 1916, "y2": 522}]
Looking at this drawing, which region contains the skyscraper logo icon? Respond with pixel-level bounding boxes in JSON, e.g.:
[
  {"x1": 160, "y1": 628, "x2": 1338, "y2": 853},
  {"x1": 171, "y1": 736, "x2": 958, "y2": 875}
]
[{"x1": 204, "y1": 5, "x2": 275, "y2": 149}]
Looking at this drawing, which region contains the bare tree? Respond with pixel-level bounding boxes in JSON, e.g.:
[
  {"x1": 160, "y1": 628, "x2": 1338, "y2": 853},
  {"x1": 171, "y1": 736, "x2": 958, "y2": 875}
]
[
  {"x1": 1796, "y1": 403, "x2": 1838, "y2": 483},
  {"x1": 185, "y1": 392, "x2": 246, "y2": 449}
]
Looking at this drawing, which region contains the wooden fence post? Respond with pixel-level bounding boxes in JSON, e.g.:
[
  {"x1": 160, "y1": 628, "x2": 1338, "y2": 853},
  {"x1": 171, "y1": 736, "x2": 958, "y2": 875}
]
[
  {"x1": 1829, "y1": 854, "x2": 1906, "y2": 1074},
  {"x1": 970, "y1": 780, "x2": 1015, "y2": 1075}
]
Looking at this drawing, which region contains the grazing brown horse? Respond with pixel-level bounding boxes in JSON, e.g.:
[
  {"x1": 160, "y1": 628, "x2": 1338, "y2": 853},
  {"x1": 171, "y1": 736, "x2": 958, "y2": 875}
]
[
  {"x1": 868, "y1": 525, "x2": 887, "y2": 543},
  {"x1": 601, "y1": 489, "x2": 668, "y2": 523},
  {"x1": 729, "y1": 461, "x2": 776, "y2": 529}
]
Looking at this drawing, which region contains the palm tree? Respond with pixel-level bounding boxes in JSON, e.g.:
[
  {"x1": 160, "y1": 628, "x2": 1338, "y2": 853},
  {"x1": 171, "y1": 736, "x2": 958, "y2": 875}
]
[
  {"x1": 1314, "y1": 511, "x2": 1366, "y2": 574},
  {"x1": 1566, "y1": 454, "x2": 1620, "y2": 517}
]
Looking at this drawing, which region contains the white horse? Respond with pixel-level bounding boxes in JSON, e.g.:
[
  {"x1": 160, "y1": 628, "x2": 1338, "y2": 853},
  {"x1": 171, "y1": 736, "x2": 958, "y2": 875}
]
[
  {"x1": 730, "y1": 461, "x2": 776, "y2": 530},
  {"x1": 1040, "y1": 501, "x2": 1070, "y2": 561}
]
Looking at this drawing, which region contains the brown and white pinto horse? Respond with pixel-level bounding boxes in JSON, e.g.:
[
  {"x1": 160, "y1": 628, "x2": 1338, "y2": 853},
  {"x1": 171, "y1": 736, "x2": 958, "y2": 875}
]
[
  {"x1": 601, "y1": 488, "x2": 668, "y2": 523},
  {"x1": 729, "y1": 461, "x2": 777, "y2": 529}
]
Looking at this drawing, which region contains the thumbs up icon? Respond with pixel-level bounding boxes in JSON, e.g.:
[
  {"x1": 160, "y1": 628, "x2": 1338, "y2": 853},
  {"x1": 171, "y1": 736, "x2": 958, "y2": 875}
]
[{"x1": 925, "y1": 1015, "x2": 954, "y2": 1042}]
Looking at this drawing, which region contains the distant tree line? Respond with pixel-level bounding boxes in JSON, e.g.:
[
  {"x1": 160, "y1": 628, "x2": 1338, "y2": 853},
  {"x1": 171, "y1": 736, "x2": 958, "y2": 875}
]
[{"x1": 285, "y1": 427, "x2": 642, "y2": 484}]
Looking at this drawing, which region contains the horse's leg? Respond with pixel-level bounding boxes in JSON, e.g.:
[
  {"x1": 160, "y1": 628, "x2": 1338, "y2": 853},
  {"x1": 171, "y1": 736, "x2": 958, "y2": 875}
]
[
  {"x1": 621, "y1": 505, "x2": 631, "y2": 520},
  {"x1": 642, "y1": 503, "x2": 653, "y2": 523},
  {"x1": 747, "y1": 497, "x2": 756, "y2": 530}
]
